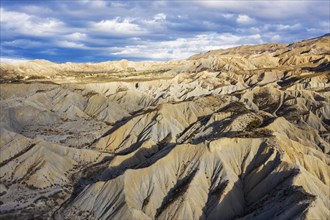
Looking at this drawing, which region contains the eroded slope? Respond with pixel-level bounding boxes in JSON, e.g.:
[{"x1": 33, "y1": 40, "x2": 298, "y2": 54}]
[{"x1": 0, "y1": 35, "x2": 329, "y2": 219}]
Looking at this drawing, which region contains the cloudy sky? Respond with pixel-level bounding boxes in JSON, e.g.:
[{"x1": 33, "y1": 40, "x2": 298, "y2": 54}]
[{"x1": 1, "y1": 0, "x2": 329, "y2": 63}]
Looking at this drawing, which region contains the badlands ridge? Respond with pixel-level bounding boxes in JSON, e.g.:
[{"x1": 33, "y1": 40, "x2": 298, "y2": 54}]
[{"x1": 0, "y1": 35, "x2": 329, "y2": 219}]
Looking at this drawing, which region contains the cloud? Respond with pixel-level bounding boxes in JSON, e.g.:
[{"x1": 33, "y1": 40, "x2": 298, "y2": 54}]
[
  {"x1": 0, "y1": 57, "x2": 31, "y2": 64},
  {"x1": 276, "y1": 23, "x2": 301, "y2": 31},
  {"x1": 154, "y1": 13, "x2": 167, "y2": 21},
  {"x1": 2, "y1": 39, "x2": 45, "y2": 48},
  {"x1": 0, "y1": 7, "x2": 30, "y2": 22},
  {"x1": 222, "y1": 13, "x2": 235, "y2": 19},
  {"x1": 56, "y1": 41, "x2": 86, "y2": 49},
  {"x1": 80, "y1": 0, "x2": 107, "y2": 8},
  {"x1": 139, "y1": 13, "x2": 168, "y2": 32},
  {"x1": 111, "y1": 33, "x2": 263, "y2": 60},
  {"x1": 0, "y1": 8, "x2": 66, "y2": 38},
  {"x1": 91, "y1": 17, "x2": 147, "y2": 35},
  {"x1": 41, "y1": 49, "x2": 58, "y2": 55},
  {"x1": 0, "y1": 0, "x2": 328, "y2": 62},
  {"x1": 194, "y1": 1, "x2": 329, "y2": 21},
  {"x1": 271, "y1": 35, "x2": 281, "y2": 42},
  {"x1": 65, "y1": 32, "x2": 87, "y2": 41},
  {"x1": 236, "y1": 15, "x2": 255, "y2": 25}
]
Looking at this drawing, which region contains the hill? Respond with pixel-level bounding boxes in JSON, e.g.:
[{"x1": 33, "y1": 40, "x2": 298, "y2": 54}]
[{"x1": 0, "y1": 35, "x2": 329, "y2": 219}]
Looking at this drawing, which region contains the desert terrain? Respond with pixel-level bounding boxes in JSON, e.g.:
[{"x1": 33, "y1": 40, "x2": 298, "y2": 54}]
[{"x1": 0, "y1": 35, "x2": 329, "y2": 219}]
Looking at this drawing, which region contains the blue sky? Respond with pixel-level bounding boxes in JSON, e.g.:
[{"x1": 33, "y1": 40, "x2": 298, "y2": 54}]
[{"x1": 1, "y1": 0, "x2": 329, "y2": 63}]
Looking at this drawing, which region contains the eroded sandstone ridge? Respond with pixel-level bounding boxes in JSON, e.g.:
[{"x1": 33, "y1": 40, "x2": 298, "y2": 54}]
[{"x1": 0, "y1": 35, "x2": 329, "y2": 219}]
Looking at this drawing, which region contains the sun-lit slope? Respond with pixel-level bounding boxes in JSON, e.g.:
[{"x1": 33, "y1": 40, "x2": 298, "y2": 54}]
[
  {"x1": 62, "y1": 135, "x2": 329, "y2": 220},
  {"x1": 58, "y1": 83, "x2": 329, "y2": 219},
  {"x1": 0, "y1": 35, "x2": 329, "y2": 219}
]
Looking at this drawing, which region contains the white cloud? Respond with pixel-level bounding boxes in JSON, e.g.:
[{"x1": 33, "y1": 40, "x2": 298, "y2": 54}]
[
  {"x1": 222, "y1": 13, "x2": 234, "y2": 19},
  {"x1": 0, "y1": 0, "x2": 327, "y2": 62},
  {"x1": 271, "y1": 35, "x2": 281, "y2": 42},
  {"x1": 236, "y1": 15, "x2": 255, "y2": 25},
  {"x1": 249, "y1": 27, "x2": 260, "y2": 33},
  {"x1": 0, "y1": 7, "x2": 30, "y2": 22},
  {"x1": 41, "y1": 49, "x2": 58, "y2": 55},
  {"x1": 140, "y1": 13, "x2": 167, "y2": 31},
  {"x1": 80, "y1": 0, "x2": 107, "y2": 8},
  {"x1": 194, "y1": 1, "x2": 327, "y2": 20},
  {"x1": 56, "y1": 41, "x2": 86, "y2": 49},
  {"x1": 0, "y1": 57, "x2": 31, "y2": 64},
  {"x1": 277, "y1": 23, "x2": 301, "y2": 31},
  {"x1": 0, "y1": 8, "x2": 66, "y2": 37},
  {"x1": 154, "y1": 13, "x2": 166, "y2": 21},
  {"x1": 91, "y1": 17, "x2": 147, "y2": 35},
  {"x1": 111, "y1": 33, "x2": 263, "y2": 60},
  {"x1": 65, "y1": 32, "x2": 87, "y2": 41},
  {"x1": 2, "y1": 39, "x2": 44, "y2": 48}
]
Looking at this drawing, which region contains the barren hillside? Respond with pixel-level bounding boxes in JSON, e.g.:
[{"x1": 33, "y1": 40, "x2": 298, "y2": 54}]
[{"x1": 0, "y1": 35, "x2": 329, "y2": 220}]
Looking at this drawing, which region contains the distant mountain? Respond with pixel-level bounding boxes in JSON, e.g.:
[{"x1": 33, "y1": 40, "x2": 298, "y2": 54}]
[
  {"x1": 308, "y1": 33, "x2": 330, "y2": 40},
  {"x1": 320, "y1": 33, "x2": 330, "y2": 37}
]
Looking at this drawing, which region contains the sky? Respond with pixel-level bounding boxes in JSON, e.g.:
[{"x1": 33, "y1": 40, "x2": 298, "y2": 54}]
[{"x1": 1, "y1": 0, "x2": 329, "y2": 63}]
